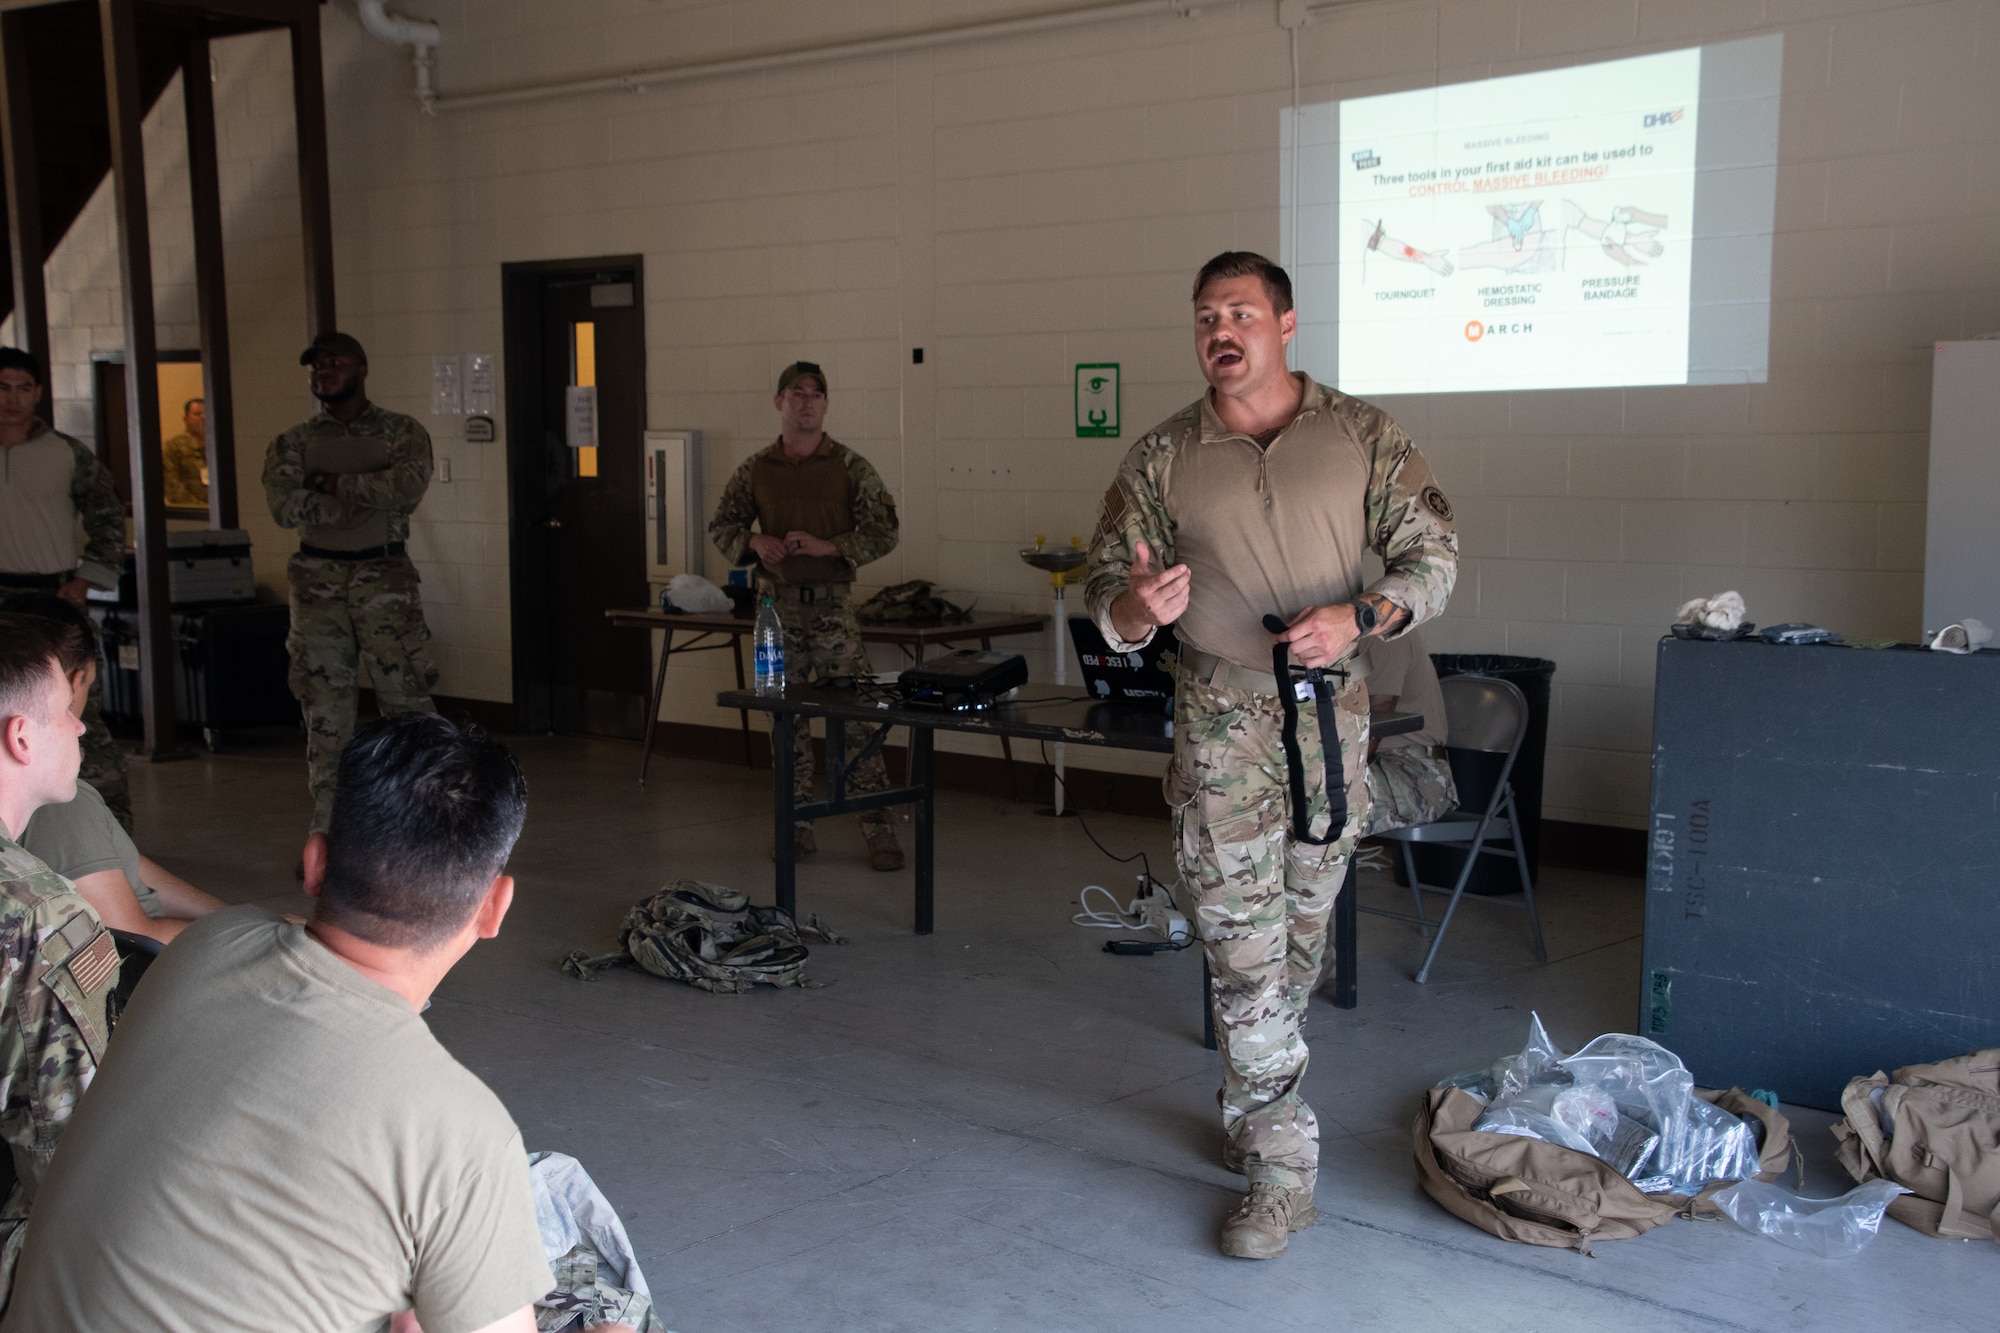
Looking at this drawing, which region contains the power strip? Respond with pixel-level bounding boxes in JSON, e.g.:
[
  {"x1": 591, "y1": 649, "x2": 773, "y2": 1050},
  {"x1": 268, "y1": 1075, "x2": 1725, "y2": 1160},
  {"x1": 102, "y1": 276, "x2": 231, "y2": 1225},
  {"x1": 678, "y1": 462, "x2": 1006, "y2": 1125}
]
[{"x1": 1135, "y1": 889, "x2": 1190, "y2": 944}]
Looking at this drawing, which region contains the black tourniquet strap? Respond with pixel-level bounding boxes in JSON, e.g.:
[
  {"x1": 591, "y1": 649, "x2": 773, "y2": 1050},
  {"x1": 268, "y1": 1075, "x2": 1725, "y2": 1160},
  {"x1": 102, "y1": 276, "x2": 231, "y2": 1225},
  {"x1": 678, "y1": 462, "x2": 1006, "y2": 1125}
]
[{"x1": 1269, "y1": 635, "x2": 1348, "y2": 847}]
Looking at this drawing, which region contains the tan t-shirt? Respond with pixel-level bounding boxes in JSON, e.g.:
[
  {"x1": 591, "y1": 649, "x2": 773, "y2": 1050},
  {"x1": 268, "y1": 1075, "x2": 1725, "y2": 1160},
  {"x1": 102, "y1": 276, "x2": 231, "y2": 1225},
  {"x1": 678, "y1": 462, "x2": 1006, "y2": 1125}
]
[
  {"x1": 20, "y1": 779, "x2": 162, "y2": 919},
  {"x1": 1364, "y1": 630, "x2": 1447, "y2": 751},
  {"x1": 4, "y1": 907, "x2": 552, "y2": 1333}
]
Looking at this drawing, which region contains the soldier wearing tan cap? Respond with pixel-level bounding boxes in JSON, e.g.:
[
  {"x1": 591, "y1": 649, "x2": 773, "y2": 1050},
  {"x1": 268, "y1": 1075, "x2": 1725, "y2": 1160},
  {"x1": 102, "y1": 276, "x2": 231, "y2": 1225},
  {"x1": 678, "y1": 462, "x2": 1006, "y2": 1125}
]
[{"x1": 709, "y1": 361, "x2": 905, "y2": 871}]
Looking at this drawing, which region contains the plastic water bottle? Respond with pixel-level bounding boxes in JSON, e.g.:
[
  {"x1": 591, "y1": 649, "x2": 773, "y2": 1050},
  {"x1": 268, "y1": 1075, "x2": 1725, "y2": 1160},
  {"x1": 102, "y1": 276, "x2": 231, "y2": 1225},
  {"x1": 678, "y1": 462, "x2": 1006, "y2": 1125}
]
[{"x1": 753, "y1": 596, "x2": 786, "y2": 696}]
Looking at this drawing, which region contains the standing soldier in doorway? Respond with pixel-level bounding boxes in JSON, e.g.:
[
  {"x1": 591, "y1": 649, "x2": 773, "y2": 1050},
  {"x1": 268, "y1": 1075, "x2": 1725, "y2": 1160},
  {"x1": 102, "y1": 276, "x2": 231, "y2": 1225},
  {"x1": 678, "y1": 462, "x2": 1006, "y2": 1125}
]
[
  {"x1": 0, "y1": 347, "x2": 132, "y2": 831},
  {"x1": 1085, "y1": 253, "x2": 1457, "y2": 1260},
  {"x1": 161, "y1": 397, "x2": 208, "y2": 510},
  {"x1": 264, "y1": 332, "x2": 437, "y2": 834},
  {"x1": 709, "y1": 361, "x2": 904, "y2": 871}
]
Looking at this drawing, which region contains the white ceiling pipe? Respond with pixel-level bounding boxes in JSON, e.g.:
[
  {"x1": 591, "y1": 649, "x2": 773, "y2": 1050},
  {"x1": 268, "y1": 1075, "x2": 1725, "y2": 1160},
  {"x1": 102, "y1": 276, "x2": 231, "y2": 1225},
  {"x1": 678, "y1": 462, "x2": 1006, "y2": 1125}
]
[
  {"x1": 427, "y1": 0, "x2": 1238, "y2": 115},
  {"x1": 354, "y1": 2, "x2": 442, "y2": 113},
  {"x1": 356, "y1": 0, "x2": 440, "y2": 48}
]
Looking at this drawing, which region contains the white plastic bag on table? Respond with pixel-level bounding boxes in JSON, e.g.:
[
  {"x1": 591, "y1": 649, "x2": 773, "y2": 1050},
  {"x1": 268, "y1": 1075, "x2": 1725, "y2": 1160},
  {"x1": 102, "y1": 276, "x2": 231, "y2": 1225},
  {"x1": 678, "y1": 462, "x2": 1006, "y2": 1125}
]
[
  {"x1": 664, "y1": 573, "x2": 732, "y2": 614},
  {"x1": 1710, "y1": 1178, "x2": 1908, "y2": 1259}
]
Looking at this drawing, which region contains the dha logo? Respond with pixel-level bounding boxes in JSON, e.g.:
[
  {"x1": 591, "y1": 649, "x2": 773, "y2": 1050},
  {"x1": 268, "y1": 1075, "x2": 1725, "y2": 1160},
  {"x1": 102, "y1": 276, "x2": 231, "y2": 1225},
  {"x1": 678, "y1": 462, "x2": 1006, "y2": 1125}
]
[{"x1": 1644, "y1": 108, "x2": 1686, "y2": 128}]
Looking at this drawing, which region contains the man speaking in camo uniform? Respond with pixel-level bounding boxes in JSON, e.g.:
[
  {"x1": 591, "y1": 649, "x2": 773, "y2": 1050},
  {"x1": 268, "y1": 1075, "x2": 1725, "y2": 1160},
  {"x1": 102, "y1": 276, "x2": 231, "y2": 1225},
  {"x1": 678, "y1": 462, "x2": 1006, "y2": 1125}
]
[
  {"x1": 264, "y1": 332, "x2": 438, "y2": 835},
  {"x1": 1084, "y1": 252, "x2": 1457, "y2": 1259}
]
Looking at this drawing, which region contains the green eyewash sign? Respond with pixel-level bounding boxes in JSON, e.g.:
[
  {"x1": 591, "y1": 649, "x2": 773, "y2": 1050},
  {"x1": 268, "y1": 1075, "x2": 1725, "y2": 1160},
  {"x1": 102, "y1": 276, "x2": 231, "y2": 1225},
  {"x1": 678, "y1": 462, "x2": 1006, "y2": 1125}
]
[{"x1": 1074, "y1": 363, "x2": 1120, "y2": 438}]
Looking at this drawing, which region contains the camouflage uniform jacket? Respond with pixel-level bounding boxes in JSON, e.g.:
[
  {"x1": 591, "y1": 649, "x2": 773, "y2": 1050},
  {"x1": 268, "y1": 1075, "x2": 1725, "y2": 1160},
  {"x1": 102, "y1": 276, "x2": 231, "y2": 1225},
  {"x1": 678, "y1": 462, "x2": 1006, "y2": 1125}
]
[
  {"x1": 0, "y1": 421, "x2": 125, "y2": 589},
  {"x1": 261, "y1": 403, "x2": 432, "y2": 547},
  {"x1": 1085, "y1": 376, "x2": 1457, "y2": 671},
  {"x1": 708, "y1": 435, "x2": 898, "y2": 583},
  {"x1": 0, "y1": 830, "x2": 114, "y2": 1236}
]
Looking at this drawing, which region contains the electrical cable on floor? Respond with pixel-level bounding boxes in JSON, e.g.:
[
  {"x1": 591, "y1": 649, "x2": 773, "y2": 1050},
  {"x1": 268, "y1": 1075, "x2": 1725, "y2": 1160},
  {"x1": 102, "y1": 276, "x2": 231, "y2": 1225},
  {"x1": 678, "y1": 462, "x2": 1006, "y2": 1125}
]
[
  {"x1": 1036, "y1": 739, "x2": 1162, "y2": 892},
  {"x1": 1040, "y1": 741, "x2": 1192, "y2": 954}
]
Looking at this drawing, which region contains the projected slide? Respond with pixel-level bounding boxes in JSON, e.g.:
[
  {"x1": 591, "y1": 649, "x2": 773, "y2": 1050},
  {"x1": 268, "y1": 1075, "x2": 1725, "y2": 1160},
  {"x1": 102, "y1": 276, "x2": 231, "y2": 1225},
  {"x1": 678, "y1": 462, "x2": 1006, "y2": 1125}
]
[{"x1": 1283, "y1": 36, "x2": 1780, "y2": 395}]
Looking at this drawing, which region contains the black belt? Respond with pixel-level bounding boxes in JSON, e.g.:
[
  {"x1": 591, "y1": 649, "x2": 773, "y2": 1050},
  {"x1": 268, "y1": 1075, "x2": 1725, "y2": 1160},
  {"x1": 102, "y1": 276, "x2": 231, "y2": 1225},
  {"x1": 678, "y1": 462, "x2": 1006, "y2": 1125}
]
[
  {"x1": 298, "y1": 542, "x2": 406, "y2": 561},
  {"x1": 0, "y1": 571, "x2": 69, "y2": 591},
  {"x1": 1264, "y1": 613, "x2": 1348, "y2": 847}
]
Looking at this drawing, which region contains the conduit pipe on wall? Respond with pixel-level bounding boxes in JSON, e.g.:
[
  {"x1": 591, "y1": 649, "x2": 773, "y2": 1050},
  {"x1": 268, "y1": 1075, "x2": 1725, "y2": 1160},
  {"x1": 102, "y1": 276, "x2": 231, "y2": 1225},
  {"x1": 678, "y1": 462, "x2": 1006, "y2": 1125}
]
[
  {"x1": 422, "y1": 0, "x2": 1239, "y2": 115},
  {"x1": 355, "y1": 1, "x2": 443, "y2": 114}
]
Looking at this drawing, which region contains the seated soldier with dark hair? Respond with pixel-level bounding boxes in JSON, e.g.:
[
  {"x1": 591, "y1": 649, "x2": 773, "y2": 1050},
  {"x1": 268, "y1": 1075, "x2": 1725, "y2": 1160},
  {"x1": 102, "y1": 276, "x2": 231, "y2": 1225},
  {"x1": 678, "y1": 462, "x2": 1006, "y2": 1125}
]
[
  {"x1": 0, "y1": 612, "x2": 118, "y2": 1305},
  {"x1": 8, "y1": 595, "x2": 225, "y2": 943},
  {"x1": 5, "y1": 712, "x2": 554, "y2": 1333}
]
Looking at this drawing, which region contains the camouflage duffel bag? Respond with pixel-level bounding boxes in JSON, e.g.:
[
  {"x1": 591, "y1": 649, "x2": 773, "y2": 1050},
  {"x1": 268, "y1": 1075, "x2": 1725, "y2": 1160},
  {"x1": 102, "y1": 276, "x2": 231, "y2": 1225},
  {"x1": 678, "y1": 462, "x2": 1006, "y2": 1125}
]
[
  {"x1": 563, "y1": 880, "x2": 845, "y2": 994},
  {"x1": 855, "y1": 579, "x2": 973, "y2": 625}
]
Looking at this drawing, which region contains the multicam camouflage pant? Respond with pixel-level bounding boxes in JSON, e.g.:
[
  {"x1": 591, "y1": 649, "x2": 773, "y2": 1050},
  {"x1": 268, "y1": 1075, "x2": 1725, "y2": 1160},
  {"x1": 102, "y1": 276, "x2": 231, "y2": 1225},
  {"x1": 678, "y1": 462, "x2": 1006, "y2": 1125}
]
[
  {"x1": 1362, "y1": 744, "x2": 1458, "y2": 835},
  {"x1": 0, "y1": 588, "x2": 129, "y2": 831},
  {"x1": 538, "y1": 1244, "x2": 667, "y2": 1332},
  {"x1": 286, "y1": 554, "x2": 438, "y2": 832},
  {"x1": 1168, "y1": 667, "x2": 1370, "y2": 1195},
  {"x1": 768, "y1": 582, "x2": 891, "y2": 837}
]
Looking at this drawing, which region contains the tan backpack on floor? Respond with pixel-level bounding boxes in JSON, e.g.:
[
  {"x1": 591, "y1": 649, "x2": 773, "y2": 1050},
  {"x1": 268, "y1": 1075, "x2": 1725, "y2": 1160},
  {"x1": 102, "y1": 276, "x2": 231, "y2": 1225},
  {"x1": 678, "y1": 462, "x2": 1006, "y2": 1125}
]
[
  {"x1": 1414, "y1": 1086, "x2": 1794, "y2": 1253},
  {"x1": 1833, "y1": 1048, "x2": 2000, "y2": 1246}
]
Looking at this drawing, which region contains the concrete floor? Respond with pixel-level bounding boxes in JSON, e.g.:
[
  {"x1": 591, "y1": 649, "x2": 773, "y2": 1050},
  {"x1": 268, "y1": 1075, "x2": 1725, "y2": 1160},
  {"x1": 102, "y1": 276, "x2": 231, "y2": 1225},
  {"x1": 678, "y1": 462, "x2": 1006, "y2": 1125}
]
[{"x1": 130, "y1": 729, "x2": 1998, "y2": 1332}]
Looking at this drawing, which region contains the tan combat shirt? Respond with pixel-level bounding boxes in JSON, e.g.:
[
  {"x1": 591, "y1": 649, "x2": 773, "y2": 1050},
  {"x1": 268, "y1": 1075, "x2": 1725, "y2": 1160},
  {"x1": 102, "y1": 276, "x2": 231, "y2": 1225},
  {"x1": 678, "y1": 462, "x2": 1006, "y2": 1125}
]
[
  {"x1": 0, "y1": 422, "x2": 126, "y2": 587},
  {"x1": 1085, "y1": 374, "x2": 1459, "y2": 674}
]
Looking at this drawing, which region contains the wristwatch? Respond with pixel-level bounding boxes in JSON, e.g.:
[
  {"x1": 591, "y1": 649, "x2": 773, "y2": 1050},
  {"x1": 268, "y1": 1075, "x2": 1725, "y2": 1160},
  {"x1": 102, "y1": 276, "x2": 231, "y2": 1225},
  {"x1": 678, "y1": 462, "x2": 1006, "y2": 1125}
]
[{"x1": 1353, "y1": 598, "x2": 1379, "y2": 635}]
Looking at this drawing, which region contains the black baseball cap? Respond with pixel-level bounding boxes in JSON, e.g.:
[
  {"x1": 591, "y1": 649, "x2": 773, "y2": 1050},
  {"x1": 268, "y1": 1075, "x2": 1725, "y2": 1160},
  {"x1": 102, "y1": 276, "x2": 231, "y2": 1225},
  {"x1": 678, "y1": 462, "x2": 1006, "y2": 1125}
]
[
  {"x1": 777, "y1": 361, "x2": 826, "y2": 394},
  {"x1": 300, "y1": 331, "x2": 368, "y2": 366}
]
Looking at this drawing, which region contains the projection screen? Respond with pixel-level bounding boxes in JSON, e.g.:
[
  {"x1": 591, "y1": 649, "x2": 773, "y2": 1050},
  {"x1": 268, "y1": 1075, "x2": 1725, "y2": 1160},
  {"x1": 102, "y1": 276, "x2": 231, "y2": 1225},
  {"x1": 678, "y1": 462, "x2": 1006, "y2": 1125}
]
[{"x1": 1282, "y1": 34, "x2": 1782, "y2": 395}]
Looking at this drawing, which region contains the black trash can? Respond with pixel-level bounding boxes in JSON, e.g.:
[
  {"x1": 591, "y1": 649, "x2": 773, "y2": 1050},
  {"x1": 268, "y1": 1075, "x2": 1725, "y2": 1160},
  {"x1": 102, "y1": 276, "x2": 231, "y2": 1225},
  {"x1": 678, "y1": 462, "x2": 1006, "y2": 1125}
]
[{"x1": 1406, "y1": 653, "x2": 1555, "y2": 896}]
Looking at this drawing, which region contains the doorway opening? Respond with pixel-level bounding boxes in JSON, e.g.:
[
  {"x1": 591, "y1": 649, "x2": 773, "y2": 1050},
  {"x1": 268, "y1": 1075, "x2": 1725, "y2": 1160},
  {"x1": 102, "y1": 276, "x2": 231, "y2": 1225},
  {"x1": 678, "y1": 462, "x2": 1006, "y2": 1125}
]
[{"x1": 501, "y1": 257, "x2": 649, "y2": 738}]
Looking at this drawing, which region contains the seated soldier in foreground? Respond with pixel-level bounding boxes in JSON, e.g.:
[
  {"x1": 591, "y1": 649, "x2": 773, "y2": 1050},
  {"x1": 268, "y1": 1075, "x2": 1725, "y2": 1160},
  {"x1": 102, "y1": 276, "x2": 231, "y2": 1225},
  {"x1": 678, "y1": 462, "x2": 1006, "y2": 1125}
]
[
  {"x1": 5, "y1": 713, "x2": 553, "y2": 1333},
  {"x1": 9, "y1": 595, "x2": 225, "y2": 943},
  {"x1": 0, "y1": 613, "x2": 117, "y2": 1303}
]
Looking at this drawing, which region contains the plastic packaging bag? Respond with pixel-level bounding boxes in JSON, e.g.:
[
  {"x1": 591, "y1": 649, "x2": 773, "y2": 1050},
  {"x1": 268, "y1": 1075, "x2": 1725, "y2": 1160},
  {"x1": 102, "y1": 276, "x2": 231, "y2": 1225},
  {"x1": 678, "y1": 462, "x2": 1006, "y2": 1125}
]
[
  {"x1": 663, "y1": 573, "x2": 732, "y2": 614},
  {"x1": 1709, "y1": 1179, "x2": 1908, "y2": 1259},
  {"x1": 1437, "y1": 1012, "x2": 1565, "y2": 1105},
  {"x1": 1467, "y1": 1016, "x2": 1762, "y2": 1195},
  {"x1": 1561, "y1": 1034, "x2": 1761, "y2": 1195}
]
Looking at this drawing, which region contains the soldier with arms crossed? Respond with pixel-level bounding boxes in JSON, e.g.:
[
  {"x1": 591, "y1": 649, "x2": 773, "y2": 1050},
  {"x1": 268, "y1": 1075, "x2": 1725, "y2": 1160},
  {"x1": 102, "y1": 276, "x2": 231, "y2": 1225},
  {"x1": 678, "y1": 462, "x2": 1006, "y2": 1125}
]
[
  {"x1": 264, "y1": 332, "x2": 439, "y2": 835},
  {"x1": 709, "y1": 361, "x2": 904, "y2": 871},
  {"x1": 1085, "y1": 252, "x2": 1457, "y2": 1258}
]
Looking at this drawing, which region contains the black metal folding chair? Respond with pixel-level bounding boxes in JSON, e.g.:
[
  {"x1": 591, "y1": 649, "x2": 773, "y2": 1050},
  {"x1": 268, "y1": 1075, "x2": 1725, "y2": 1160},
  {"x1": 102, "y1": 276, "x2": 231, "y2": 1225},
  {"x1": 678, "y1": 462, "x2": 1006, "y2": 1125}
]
[{"x1": 1361, "y1": 674, "x2": 1548, "y2": 984}]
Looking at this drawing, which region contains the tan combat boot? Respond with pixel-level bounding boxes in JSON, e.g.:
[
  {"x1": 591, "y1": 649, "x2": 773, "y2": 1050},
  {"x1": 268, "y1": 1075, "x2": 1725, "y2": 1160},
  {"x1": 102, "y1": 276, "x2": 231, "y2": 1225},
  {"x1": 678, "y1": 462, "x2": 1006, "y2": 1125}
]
[
  {"x1": 1220, "y1": 1182, "x2": 1317, "y2": 1259},
  {"x1": 865, "y1": 826, "x2": 904, "y2": 871}
]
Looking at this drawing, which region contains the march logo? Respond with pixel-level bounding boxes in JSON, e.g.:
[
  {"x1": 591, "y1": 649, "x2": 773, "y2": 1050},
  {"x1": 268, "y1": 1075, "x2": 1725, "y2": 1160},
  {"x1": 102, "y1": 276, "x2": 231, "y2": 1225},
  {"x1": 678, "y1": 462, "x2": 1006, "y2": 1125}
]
[{"x1": 1463, "y1": 320, "x2": 1484, "y2": 341}]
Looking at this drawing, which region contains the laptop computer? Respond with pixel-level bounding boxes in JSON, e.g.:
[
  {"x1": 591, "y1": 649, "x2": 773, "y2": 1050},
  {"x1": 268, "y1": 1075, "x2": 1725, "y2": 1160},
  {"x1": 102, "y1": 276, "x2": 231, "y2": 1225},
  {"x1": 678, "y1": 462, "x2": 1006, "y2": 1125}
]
[{"x1": 1070, "y1": 616, "x2": 1175, "y2": 711}]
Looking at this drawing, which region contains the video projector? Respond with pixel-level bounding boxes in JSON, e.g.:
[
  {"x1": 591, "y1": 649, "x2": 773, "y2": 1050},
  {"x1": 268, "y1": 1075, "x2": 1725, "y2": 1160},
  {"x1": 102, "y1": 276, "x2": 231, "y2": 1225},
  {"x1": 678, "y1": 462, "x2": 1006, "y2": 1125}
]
[{"x1": 897, "y1": 650, "x2": 1028, "y2": 710}]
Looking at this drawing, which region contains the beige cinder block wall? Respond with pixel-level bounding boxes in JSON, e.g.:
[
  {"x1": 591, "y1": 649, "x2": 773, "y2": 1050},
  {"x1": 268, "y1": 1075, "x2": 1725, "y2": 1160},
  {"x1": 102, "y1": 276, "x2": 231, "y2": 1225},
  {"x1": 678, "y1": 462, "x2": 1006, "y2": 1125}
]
[{"x1": 41, "y1": 1, "x2": 2000, "y2": 828}]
